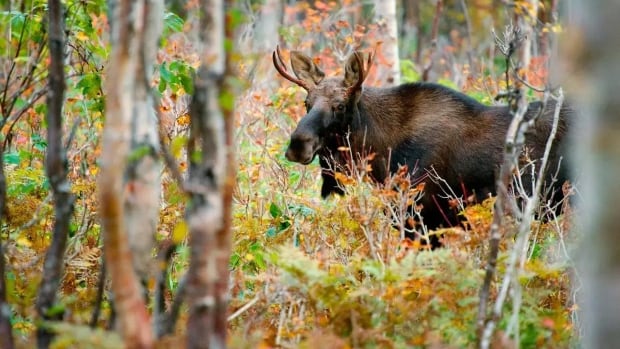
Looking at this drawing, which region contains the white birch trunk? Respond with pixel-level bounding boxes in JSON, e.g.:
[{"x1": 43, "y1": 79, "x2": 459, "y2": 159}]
[
  {"x1": 254, "y1": 0, "x2": 282, "y2": 52},
  {"x1": 373, "y1": 0, "x2": 400, "y2": 86},
  {"x1": 99, "y1": 0, "x2": 163, "y2": 347},
  {"x1": 125, "y1": 0, "x2": 164, "y2": 282},
  {"x1": 569, "y1": 0, "x2": 620, "y2": 347}
]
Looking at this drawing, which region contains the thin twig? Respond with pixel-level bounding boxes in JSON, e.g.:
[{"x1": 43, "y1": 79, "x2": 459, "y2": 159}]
[
  {"x1": 156, "y1": 102, "x2": 188, "y2": 195},
  {"x1": 160, "y1": 274, "x2": 187, "y2": 336},
  {"x1": 477, "y1": 25, "x2": 528, "y2": 349},
  {"x1": 89, "y1": 259, "x2": 106, "y2": 328},
  {"x1": 227, "y1": 295, "x2": 261, "y2": 322},
  {"x1": 154, "y1": 240, "x2": 176, "y2": 338},
  {"x1": 2, "y1": 88, "x2": 48, "y2": 149}
]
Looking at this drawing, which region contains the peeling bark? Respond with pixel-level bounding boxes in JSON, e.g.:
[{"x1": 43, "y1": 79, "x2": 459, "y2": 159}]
[
  {"x1": 185, "y1": 0, "x2": 236, "y2": 348},
  {"x1": 99, "y1": 1, "x2": 163, "y2": 347},
  {"x1": 125, "y1": 0, "x2": 163, "y2": 283}
]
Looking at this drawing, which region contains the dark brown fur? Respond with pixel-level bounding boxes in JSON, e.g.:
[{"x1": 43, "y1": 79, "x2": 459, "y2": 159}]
[{"x1": 274, "y1": 48, "x2": 572, "y2": 241}]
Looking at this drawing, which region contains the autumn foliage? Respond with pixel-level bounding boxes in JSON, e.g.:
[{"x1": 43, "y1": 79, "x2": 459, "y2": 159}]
[{"x1": 0, "y1": 0, "x2": 577, "y2": 348}]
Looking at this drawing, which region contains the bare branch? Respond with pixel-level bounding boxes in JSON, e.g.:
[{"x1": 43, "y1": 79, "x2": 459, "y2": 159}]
[{"x1": 477, "y1": 24, "x2": 531, "y2": 349}]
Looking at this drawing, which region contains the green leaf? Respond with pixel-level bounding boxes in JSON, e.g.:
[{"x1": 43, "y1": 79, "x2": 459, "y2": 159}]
[
  {"x1": 5, "y1": 152, "x2": 20, "y2": 165},
  {"x1": 159, "y1": 63, "x2": 172, "y2": 83},
  {"x1": 169, "y1": 60, "x2": 184, "y2": 72},
  {"x1": 170, "y1": 135, "x2": 188, "y2": 157},
  {"x1": 269, "y1": 202, "x2": 282, "y2": 218},
  {"x1": 13, "y1": 98, "x2": 26, "y2": 111},
  {"x1": 437, "y1": 78, "x2": 458, "y2": 90},
  {"x1": 179, "y1": 74, "x2": 194, "y2": 94},
  {"x1": 158, "y1": 78, "x2": 167, "y2": 93},
  {"x1": 31, "y1": 134, "x2": 47, "y2": 151},
  {"x1": 164, "y1": 11, "x2": 184, "y2": 33},
  {"x1": 400, "y1": 59, "x2": 420, "y2": 83},
  {"x1": 254, "y1": 253, "x2": 266, "y2": 270},
  {"x1": 227, "y1": 8, "x2": 247, "y2": 30},
  {"x1": 229, "y1": 253, "x2": 241, "y2": 269},
  {"x1": 288, "y1": 171, "x2": 300, "y2": 185},
  {"x1": 249, "y1": 241, "x2": 262, "y2": 252},
  {"x1": 127, "y1": 145, "x2": 153, "y2": 163},
  {"x1": 190, "y1": 150, "x2": 202, "y2": 163},
  {"x1": 76, "y1": 73, "x2": 102, "y2": 98},
  {"x1": 278, "y1": 220, "x2": 291, "y2": 231},
  {"x1": 219, "y1": 90, "x2": 235, "y2": 113}
]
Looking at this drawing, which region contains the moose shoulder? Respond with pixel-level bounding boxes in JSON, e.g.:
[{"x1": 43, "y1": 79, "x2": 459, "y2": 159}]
[{"x1": 273, "y1": 47, "x2": 571, "y2": 234}]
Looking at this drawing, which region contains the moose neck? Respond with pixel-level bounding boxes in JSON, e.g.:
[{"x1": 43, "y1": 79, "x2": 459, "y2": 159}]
[
  {"x1": 351, "y1": 83, "x2": 485, "y2": 150},
  {"x1": 348, "y1": 86, "x2": 413, "y2": 156},
  {"x1": 341, "y1": 83, "x2": 486, "y2": 181},
  {"x1": 337, "y1": 86, "x2": 413, "y2": 182}
]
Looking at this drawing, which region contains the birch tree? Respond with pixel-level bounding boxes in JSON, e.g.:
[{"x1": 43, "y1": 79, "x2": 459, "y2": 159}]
[
  {"x1": 254, "y1": 0, "x2": 282, "y2": 52},
  {"x1": 99, "y1": 0, "x2": 163, "y2": 347},
  {"x1": 373, "y1": 0, "x2": 400, "y2": 85},
  {"x1": 185, "y1": 0, "x2": 236, "y2": 348},
  {"x1": 570, "y1": 0, "x2": 620, "y2": 347}
]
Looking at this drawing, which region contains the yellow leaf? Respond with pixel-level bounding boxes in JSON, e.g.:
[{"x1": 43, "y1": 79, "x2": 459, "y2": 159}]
[
  {"x1": 334, "y1": 172, "x2": 353, "y2": 186},
  {"x1": 75, "y1": 31, "x2": 89, "y2": 41},
  {"x1": 172, "y1": 221, "x2": 188, "y2": 244},
  {"x1": 176, "y1": 113, "x2": 190, "y2": 126},
  {"x1": 16, "y1": 236, "x2": 32, "y2": 248}
]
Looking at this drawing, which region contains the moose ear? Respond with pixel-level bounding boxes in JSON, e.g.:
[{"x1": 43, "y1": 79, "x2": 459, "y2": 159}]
[
  {"x1": 344, "y1": 51, "x2": 367, "y2": 89},
  {"x1": 290, "y1": 51, "x2": 325, "y2": 86}
]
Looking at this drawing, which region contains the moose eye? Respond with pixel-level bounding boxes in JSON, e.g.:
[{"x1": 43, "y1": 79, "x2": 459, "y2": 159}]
[{"x1": 336, "y1": 104, "x2": 345, "y2": 112}]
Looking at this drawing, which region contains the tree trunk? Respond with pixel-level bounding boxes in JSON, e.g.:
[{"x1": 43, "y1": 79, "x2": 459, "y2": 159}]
[
  {"x1": 0, "y1": 144, "x2": 13, "y2": 349},
  {"x1": 125, "y1": 0, "x2": 163, "y2": 290},
  {"x1": 185, "y1": 0, "x2": 236, "y2": 348},
  {"x1": 99, "y1": 0, "x2": 163, "y2": 347},
  {"x1": 400, "y1": 0, "x2": 421, "y2": 62},
  {"x1": 569, "y1": 0, "x2": 620, "y2": 347},
  {"x1": 254, "y1": 0, "x2": 282, "y2": 52},
  {"x1": 373, "y1": 0, "x2": 400, "y2": 85},
  {"x1": 35, "y1": 1, "x2": 75, "y2": 348}
]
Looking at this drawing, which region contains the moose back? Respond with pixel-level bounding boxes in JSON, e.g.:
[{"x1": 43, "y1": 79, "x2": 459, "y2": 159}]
[{"x1": 272, "y1": 47, "x2": 571, "y2": 236}]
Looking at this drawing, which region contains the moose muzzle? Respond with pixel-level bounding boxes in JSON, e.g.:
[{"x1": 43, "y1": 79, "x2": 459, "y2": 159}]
[{"x1": 285, "y1": 132, "x2": 319, "y2": 165}]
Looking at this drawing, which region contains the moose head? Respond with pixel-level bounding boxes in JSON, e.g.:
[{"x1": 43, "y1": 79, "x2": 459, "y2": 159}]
[{"x1": 272, "y1": 46, "x2": 373, "y2": 165}]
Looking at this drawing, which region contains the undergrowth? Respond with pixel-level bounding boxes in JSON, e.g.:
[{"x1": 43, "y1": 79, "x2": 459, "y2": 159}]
[{"x1": 0, "y1": 1, "x2": 579, "y2": 348}]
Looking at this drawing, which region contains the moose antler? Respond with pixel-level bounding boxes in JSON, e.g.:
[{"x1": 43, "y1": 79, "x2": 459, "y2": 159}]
[
  {"x1": 272, "y1": 45, "x2": 311, "y2": 91},
  {"x1": 345, "y1": 51, "x2": 374, "y2": 98}
]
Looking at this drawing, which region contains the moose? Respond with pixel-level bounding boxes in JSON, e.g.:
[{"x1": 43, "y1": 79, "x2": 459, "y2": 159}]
[{"x1": 272, "y1": 47, "x2": 571, "y2": 244}]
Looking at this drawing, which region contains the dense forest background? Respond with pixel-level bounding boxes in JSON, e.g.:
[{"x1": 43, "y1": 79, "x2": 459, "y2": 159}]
[{"x1": 1, "y1": 0, "x2": 614, "y2": 348}]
